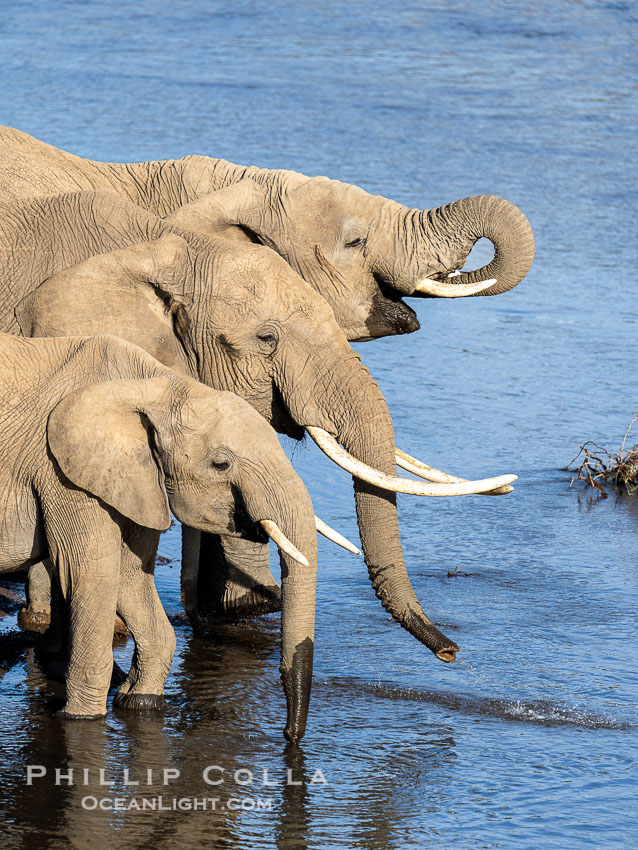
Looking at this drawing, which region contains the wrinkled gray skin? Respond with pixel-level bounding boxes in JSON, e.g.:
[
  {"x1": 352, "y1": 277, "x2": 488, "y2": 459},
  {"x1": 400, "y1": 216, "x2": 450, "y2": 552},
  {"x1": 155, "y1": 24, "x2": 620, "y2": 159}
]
[
  {"x1": 0, "y1": 190, "x2": 459, "y2": 663},
  {"x1": 0, "y1": 125, "x2": 535, "y2": 343},
  {"x1": 0, "y1": 333, "x2": 317, "y2": 742}
]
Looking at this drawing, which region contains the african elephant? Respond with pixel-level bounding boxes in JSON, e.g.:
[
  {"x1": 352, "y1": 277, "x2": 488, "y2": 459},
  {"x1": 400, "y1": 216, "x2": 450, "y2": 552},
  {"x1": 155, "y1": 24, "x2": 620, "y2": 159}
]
[
  {"x1": 0, "y1": 332, "x2": 319, "y2": 742},
  {"x1": 0, "y1": 125, "x2": 535, "y2": 342},
  {"x1": 0, "y1": 190, "x2": 515, "y2": 662}
]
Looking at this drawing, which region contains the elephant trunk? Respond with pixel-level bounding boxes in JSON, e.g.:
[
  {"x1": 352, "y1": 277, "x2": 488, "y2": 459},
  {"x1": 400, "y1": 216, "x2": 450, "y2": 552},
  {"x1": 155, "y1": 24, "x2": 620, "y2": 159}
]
[
  {"x1": 290, "y1": 350, "x2": 458, "y2": 662},
  {"x1": 373, "y1": 194, "x2": 534, "y2": 298},
  {"x1": 243, "y1": 464, "x2": 318, "y2": 743},
  {"x1": 420, "y1": 195, "x2": 535, "y2": 296}
]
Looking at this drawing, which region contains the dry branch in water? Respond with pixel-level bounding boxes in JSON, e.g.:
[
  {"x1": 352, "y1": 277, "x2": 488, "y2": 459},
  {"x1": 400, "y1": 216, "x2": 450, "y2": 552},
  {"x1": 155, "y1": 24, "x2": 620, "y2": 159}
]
[{"x1": 564, "y1": 415, "x2": 638, "y2": 498}]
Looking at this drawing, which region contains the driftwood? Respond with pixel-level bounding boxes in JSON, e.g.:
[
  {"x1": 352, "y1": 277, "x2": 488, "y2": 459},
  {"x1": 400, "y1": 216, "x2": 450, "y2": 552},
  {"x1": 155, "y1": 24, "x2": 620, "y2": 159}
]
[{"x1": 564, "y1": 416, "x2": 638, "y2": 498}]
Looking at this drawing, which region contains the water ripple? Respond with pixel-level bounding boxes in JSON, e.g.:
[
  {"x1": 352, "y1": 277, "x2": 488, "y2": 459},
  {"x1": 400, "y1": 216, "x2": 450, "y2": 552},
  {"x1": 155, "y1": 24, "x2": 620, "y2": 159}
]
[{"x1": 315, "y1": 677, "x2": 634, "y2": 729}]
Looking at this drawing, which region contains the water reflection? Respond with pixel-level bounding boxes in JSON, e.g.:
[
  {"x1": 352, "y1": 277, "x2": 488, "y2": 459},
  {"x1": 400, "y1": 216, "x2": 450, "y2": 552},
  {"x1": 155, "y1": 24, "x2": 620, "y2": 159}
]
[
  {"x1": 1, "y1": 0, "x2": 638, "y2": 845},
  {"x1": 276, "y1": 747, "x2": 311, "y2": 850},
  {"x1": 0, "y1": 627, "x2": 315, "y2": 848}
]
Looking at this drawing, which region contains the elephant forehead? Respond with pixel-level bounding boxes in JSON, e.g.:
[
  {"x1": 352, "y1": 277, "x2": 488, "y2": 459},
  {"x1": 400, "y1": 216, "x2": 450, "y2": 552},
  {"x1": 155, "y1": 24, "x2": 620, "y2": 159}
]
[
  {"x1": 212, "y1": 279, "x2": 327, "y2": 328},
  {"x1": 214, "y1": 240, "x2": 283, "y2": 276},
  {"x1": 292, "y1": 175, "x2": 377, "y2": 214},
  {"x1": 178, "y1": 393, "x2": 280, "y2": 450},
  {"x1": 214, "y1": 248, "x2": 299, "y2": 296}
]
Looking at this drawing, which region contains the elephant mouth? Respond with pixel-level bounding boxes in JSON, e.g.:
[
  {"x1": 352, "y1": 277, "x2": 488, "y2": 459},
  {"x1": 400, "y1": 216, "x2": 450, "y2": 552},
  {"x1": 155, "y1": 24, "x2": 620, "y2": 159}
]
[
  {"x1": 230, "y1": 485, "x2": 270, "y2": 543},
  {"x1": 270, "y1": 384, "x2": 305, "y2": 441},
  {"x1": 362, "y1": 282, "x2": 420, "y2": 341}
]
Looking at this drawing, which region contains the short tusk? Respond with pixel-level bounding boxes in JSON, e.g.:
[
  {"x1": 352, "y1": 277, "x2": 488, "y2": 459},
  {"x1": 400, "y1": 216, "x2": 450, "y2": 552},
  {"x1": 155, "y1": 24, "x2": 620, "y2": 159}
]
[
  {"x1": 307, "y1": 427, "x2": 517, "y2": 496},
  {"x1": 315, "y1": 516, "x2": 361, "y2": 555},
  {"x1": 413, "y1": 277, "x2": 497, "y2": 297},
  {"x1": 395, "y1": 449, "x2": 514, "y2": 496},
  {"x1": 259, "y1": 520, "x2": 310, "y2": 567}
]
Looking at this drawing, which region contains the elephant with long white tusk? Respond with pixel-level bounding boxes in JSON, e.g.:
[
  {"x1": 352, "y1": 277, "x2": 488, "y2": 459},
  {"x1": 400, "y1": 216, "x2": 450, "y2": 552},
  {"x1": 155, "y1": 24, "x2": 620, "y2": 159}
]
[
  {"x1": 395, "y1": 449, "x2": 514, "y2": 496},
  {"x1": 414, "y1": 277, "x2": 498, "y2": 297},
  {"x1": 0, "y1": 126, "x2": 534, "y2": 343},
  {"x1": 0, "y1": 188, "x2": 519, "y2": 662}
]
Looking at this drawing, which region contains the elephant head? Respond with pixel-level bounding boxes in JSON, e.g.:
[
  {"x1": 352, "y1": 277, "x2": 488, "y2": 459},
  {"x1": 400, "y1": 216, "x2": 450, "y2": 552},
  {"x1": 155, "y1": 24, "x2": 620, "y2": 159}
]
[
  {"x1": 164, "y1": 172, "x2": 535, "y2": 342},
  {"x1": 0, "y1": 129, "x2": 534, "y2": 342},
  {"x1": 47, "y1": 371, "x2": 318, "y2": 742},
  {"x1": 19, "y1": 199, "x2": 516, "y2": 666}
]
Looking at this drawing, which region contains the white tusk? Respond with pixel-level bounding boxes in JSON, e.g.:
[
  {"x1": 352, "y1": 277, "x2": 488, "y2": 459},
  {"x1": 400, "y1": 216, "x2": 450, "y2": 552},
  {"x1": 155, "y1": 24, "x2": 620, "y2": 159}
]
[
  {"x1": 395, "y1": 449, "x2": 514, "y2": 496},
  {"x1": 315, "y1": 516, "x2": 361, "y2": 555},
  {"x1": 413, "y1": 277, "x2": 497, "y2": 297},
  {"x1": 307, "y1": 427, "x2": 517, "y2": 496},
  {"x1": 259, "y1": 520, "x2": 309, "y2": 566}
]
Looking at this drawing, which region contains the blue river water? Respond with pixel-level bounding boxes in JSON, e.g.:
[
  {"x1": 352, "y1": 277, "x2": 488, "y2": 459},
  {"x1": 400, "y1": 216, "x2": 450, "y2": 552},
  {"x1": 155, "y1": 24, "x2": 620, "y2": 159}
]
[{"x1": 0, "y1": 1, "x2": 636, "y2": 847}]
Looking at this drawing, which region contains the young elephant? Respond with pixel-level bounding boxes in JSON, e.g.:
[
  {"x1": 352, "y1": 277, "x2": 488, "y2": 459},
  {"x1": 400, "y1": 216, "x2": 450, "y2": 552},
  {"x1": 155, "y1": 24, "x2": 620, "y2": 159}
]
[{"x1": 0, "y1": 333, "x2": 319, "y2": 743}]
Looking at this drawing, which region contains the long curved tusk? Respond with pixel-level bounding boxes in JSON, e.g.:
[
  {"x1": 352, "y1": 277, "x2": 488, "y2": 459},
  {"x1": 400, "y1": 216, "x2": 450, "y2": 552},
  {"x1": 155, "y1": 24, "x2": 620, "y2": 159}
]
[
  {"x1": 315, "y1": 516, "x2": 361, "y2": 555},
  {"x1": 413, "y1": 277, "x2": 497, "y2": 297},
  {"x1": 259, "y1": 520, "x2": 309, "y2": 567},
  {"x1": 395, "y1": 449, "x2": 514, "y2": 496},
  {"x1": 307, "y1": 427, "x2": 517, "y2": 496}
]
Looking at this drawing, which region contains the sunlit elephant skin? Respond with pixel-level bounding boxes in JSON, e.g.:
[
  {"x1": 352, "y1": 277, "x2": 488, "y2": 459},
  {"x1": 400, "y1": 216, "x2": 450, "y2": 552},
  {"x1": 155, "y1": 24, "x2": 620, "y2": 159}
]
[
  {"x1": 0, "y1": 125, "x2": 535, "y2": 343},
  {"x1": 0, "y1": 189, "x2": 472, "y2": 662},
  {"x1": 0, "y1": 333, "x2": 317, "y2": 742}
]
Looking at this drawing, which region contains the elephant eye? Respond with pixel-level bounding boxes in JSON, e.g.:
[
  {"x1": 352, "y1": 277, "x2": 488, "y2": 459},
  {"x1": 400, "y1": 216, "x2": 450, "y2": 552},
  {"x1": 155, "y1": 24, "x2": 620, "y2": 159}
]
[
  {"x1": 211, "y1": 457, "x2": 231, "y2": 472},
  {"x1": 345, "y1": 236, "x2": 366, "y2": 248},
  {"x1": 256, "y1": 327, "x2": 278, "y2": 353}
]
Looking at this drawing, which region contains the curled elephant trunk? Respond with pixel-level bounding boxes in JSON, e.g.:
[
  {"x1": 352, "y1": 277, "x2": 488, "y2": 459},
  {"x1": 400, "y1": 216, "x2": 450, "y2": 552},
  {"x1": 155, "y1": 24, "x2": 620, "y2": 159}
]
[
  {"x1": 375, "y1": 194, "x2": 534, "y2": 299},
  {"x1": 420, "y1": 195, "x2": 535, "y2": 297}
]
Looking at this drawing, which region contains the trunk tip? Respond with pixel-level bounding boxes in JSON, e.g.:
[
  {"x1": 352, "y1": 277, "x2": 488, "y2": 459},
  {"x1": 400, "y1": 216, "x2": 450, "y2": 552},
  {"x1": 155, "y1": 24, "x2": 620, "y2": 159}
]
[
  {"x1": 435, "y1": 645, "x2": 459, "y2": 663},
  {"x1": 404, "y1": 610, "x2": 460, "y2": 660},
  {"x1": 280, "y1": 638, "x2": 314, "y2": 745}
]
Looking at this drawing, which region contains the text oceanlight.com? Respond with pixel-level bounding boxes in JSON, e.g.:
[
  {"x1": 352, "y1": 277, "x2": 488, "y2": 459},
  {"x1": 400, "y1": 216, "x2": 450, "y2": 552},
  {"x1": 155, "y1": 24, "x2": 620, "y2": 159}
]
[{"x1": 81, "y1": 796, "x2": 273, "y2": 812}]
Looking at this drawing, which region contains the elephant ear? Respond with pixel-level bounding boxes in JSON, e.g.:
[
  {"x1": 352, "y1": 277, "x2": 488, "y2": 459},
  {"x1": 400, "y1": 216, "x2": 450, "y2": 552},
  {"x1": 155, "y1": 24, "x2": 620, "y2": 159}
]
[
  {"x1": 15, "y1": 235, "x2": 192, "y2": 358},
  {"x1": 133, "y1": 233, "x2": 194, "y2": 307},
  {"x1": 47, "y1": 378, "x2": 174, "y2": 531},
  {"x1": 164, "y1": 179, "x2": 269, "y2": 244}
]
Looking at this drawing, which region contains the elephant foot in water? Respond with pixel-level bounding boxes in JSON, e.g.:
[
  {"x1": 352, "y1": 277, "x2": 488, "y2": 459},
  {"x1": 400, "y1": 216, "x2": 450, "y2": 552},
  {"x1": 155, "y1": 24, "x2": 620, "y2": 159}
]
[
  {"x1": 18, "y1": 605, "x2": 51, "y2": 633},
  {"x1": 218, "y1": 565, "x2": 282, "y2": 619},
  {"x1": 17, "y1": 559, "x2": 53, "y2": 632},
  {"x1": 182, "y1": 531, "x2": 282, "y2": 628},
  {"x1": 113, "y1": 692, "x2": 166, "y2": 712}
]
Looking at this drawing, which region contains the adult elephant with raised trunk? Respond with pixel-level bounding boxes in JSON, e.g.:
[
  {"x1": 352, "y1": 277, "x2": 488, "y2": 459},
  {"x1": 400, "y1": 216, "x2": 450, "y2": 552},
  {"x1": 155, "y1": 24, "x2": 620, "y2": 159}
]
[
  {"x1": 0, "y1": 126, "x2": 535, "y2": 342},
  {"x1": 1, "y1": 190, "x2": 516, "y2": 663}
]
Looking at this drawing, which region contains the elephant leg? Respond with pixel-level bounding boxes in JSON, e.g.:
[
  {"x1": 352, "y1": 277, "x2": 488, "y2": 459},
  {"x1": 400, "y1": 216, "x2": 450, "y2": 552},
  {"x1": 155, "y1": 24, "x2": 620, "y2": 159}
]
[
  {"x1": 18, "y1": 559, "x2": 52, "y2": 632},
  {"x1": 45, "y1": 499, "x2": 122, "y2": 719},
  {"x1": 38, "y1": 566, "x2": 126, "y2": 686},
  {"x1": 40, "y1": 566, "x2": 68, "y2": 678},
  {"x1": 181, "y1": 527, "x2": 281, "y2": 628},
  {"x1": 114, "y1": 526, "x2": 176, "y2": 711}
]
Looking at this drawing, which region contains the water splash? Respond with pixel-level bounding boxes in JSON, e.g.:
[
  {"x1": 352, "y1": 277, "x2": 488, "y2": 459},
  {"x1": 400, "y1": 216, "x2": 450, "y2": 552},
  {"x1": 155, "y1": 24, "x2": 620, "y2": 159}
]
[{"x1": 315, "y1": 677, "x2": 634, "y2": 730}]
